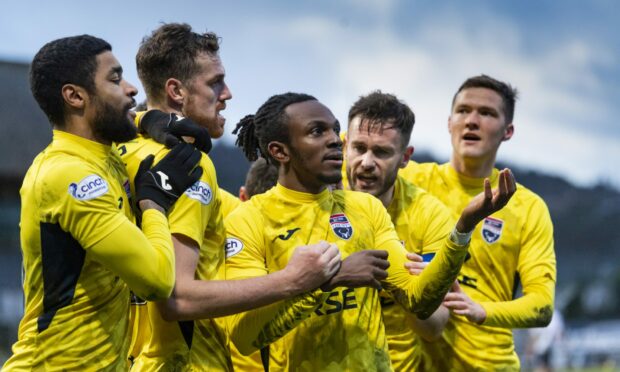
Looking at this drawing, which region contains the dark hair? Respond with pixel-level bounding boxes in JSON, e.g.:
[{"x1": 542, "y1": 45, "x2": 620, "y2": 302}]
[
  {"x1": 137, "y1": 23, "x2": 220, "y2": 104},
  {"x1": 244, "y1": 158, "x2": 278, "y2": 197},
  {"x1": 452, "y1": 74, "x2": 519, "y2": 124},
  {"x1": 348, "y1": 90, "x2": 415, "y2": 148},
  {"x1": 233, "y1": 92, "x2": 316, "y2": 163},
  {"x1": 30, "y1": 35, "x2": 111, "y2": 126}
]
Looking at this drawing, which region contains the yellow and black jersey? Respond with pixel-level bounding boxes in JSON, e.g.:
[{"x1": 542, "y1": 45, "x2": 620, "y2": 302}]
[
  {"x1": 4, "y1": 130, "x2": 171, "y2": 370},
  {"x1": 400, "y1": 161, "x2": 556, "y2": 371},
  {"x1": 120, "y1": 113, "x2": 231, "y2": 371},
  {"x1": 225, "y1": 183, "x2": 469, "y2": 371},
  {"x1": 381, "y1": 176, "x2": 454, "y2": 371}
]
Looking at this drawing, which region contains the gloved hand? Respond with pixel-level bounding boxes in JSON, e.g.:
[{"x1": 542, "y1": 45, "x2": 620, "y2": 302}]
[
  {"x1": 140, "y1": 109, "x2": 212, "y2": 154},
  {"x1": 135, "y1": 142, "x2": 203, "y2": 212}
]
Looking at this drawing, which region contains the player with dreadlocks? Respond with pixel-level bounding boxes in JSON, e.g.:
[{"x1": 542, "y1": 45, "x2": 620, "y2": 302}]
[
  {"x1": 120, "y1": 24, "x2": 342, "y2": 371},
  {"x1": 225, "y1": 92, "x2": 516, "y2": 370}
]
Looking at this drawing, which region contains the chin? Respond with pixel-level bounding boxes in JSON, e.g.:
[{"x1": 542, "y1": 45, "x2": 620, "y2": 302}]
[
  {"x1": 319, "y1": 172, "x2": 342, "y2": 185},
  {"x1": 207, "y1": 126, "x2": 225, "y2": 139}
]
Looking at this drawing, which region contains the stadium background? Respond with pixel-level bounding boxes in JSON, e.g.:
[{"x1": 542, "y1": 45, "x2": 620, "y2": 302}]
[{"x1": 1, "y1": 1, "x2": 618, "y2": 369}]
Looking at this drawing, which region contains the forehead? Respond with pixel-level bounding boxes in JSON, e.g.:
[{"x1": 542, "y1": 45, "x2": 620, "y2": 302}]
[
  {"x1": 285, "y1": 100, "x2": 336, "y2": 126},
  {"x1": 193, "y1": 53, "x2": 224, "y2": 79},
  {"x1": 454, "y1": 87, "x2": 504, "y2": 111},
  {"x1": 348, "y1": 116, "x2": 401, "y2": 146}
]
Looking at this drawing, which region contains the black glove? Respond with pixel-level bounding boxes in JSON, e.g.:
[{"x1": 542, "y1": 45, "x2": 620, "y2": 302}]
[
  {"x1": 134, "y1": 142, "x2": 203, "y2": 212},
  {"x1": 140, "y1": 110, "x2": 212, "y2": 154}
]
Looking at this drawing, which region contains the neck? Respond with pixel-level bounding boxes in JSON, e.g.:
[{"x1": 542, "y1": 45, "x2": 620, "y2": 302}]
[
  {"x1": 149, "y1": 100, "x2": 183, "y2": 116},
  {"x1": 278, "y1": 165, "x2": 328, "y2": 195},
  {"x1": 378, "y1": 184, "x2": 396, "y2": 208},
  {"x1": 450, "y1": 152, "x2": 496, "y2": 179}
]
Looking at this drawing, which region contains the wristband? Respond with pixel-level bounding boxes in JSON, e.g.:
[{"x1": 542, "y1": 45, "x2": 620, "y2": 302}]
[{"x1": 450, "y1": 228, "x2": 473, "y2": 246}]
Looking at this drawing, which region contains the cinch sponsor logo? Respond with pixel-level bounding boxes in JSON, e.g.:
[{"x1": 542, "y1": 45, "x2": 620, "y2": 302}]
[
  {"x1": 185, "y1": 181, "x2": 213, "y2": 205},
  {"x1": 225, "y1": 238, "x2": 243, "y2": 258},
  {"x1": 68, "y1": 174, "x2": 109, "y2": 201}
]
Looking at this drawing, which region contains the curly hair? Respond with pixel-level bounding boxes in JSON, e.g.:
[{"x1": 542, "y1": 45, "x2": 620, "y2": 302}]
[
  {"x1": 136, "y1": 23, "x2": 220, "y2": 104},
  {"x1": 30, "y1": 35, "x2": 111, "y2": 126},
  {"x1": 233, "y1": 92, "x2": 316, "y2": 163}
]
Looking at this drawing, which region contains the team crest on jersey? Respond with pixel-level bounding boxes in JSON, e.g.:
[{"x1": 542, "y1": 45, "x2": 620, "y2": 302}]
[
  {"x1": 68, "y1": 174, "x2": 109, "y2": 201},
  {"x1": 481, "y1": 217, "x2": 504, "y2": 244},
  {"x1": 225, "y1": 238, "x2": 243, "y2": 258},
  {"x1": 184, "y1": 180, "x2": 212, "y2": 205},
  {"x1": 329, "y1": 213, "x2": 353, "y2": 240}
]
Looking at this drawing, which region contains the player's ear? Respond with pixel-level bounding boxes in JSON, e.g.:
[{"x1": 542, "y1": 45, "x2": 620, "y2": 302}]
[
  {"x1": 61, "y1": 83, "x2": 86, "y2": 110},
  {"x1": 165, "y1": 78, "x2": 185, "y2": 106},
  {"x1": 239, "y1": 186, "x2": 249, "y2": 202},
  {"x1": 400, "y1": 146, "x2": 414, "y2": 168},
  {"x1": 502, "y1": 123, "x2": 514, "y2": 142},
  {"x1": 267, "y1": 141, "x2": 289, "y2": 165}
]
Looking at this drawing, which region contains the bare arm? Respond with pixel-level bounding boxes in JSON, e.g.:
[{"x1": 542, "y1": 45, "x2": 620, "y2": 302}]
[
  {"x1": 157, "y1": 235, "x2": 341, "y2": 321},
  {"x1": 409, "y1": 305, "x2": 450, "y2": 341}
]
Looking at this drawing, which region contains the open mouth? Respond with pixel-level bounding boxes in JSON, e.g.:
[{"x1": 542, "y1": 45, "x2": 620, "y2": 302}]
[
  {"x1": 462, "y1": 132, "x2": 481, "y2": 141},
  {"x1": 355, "y1": 173, "x2": 378, "y2": 187}
]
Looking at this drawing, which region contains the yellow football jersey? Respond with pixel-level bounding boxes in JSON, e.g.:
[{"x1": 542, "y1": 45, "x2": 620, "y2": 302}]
[
  {"x1": 381, "y1": 176, "x2": 454, "y2": 371},
  {"x1": 217, "y1": 189, "x2": 264, "y2": 372},
  {"x1": 120, "y1": 120, "x2": 231, "y2": 371},
  {"x1": 5, "y1": 131, "x2": 135, "y2": 370},
  {"x1": 400, "y1": 161, "x2": 556, "y2": 371},
  {"x1": 225, "y1": 183, "x2": 469, "y2": 371},
  {"x1": 220, "y1": 188, "x2": 242, "y2": 217}
]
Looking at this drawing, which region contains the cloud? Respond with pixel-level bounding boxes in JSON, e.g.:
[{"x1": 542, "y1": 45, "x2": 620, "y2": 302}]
[{"x1": 249, "y1": 9, "x2": 618, "y2": 187}]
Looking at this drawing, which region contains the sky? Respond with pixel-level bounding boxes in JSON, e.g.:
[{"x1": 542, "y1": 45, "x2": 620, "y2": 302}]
[{"x1": 1, "y1": 0, "x2": 618, "y2": 188}]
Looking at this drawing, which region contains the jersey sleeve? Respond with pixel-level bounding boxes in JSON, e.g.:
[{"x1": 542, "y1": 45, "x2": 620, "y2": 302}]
[
  {"x1": 88, "y1": 209, "x2": 175, "y2": 301},
  {"x1": 224, "y1": 205, "x2": 329, "y2": 355},
  {"x1": 52, "y1": 161, "x2": 129, "y2": 249},
  {"x1": 167, "y1": 155, "x2": 218, "y2": 245},
  {"x1": 51, "y1": 160, "x2": 175, "y2": 301},
  {"x1": 481, "y1": 196, "x2": 556, "y2": 327},
  {"x1": 369, "y1": 196, "x2": 468, "y2": 320}
]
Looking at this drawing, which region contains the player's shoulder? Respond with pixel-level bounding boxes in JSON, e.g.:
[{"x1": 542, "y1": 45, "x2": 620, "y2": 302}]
[
  {"x1": 226, "y1": 190, "x2": 268, "y2": 222},
  {"x1": 39, "y1": 149, "x2": 107, "y2": 186},
  {"x1": 512, "y1": 182, "x2": 549, "y2": 210},
  {"x1": 395, "y1": 176, "x2": 451, "y2": 217},
  {"x1": 28, "y1": 150, "x2": 115, "y2": 207},
  {"x1": 219, "y1": 188, "x2": 242, "y2": 217},
  {"x1": 399, "y1": 160, "x2": 442, "y2": 188}
]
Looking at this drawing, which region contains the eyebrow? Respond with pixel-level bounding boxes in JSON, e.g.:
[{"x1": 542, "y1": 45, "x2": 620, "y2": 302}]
[
  {"x1": 109, "y1": 65, "x2": 123, "y2": 76},
  {"x1": 306, "y1": 119, "x2": 339, "y2": 127},
  {"x1": 455, "y1": 103, "x2": 498, "y2": 113}
]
